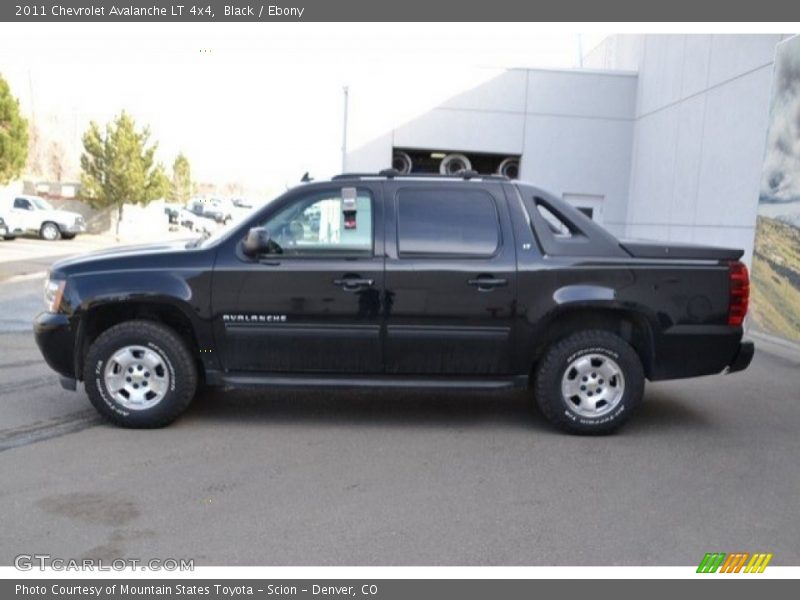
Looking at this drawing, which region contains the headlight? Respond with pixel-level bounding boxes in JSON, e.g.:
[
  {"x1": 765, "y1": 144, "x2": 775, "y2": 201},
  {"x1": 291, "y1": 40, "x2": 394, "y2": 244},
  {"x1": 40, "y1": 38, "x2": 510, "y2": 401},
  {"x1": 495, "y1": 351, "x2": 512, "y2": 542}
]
[{"x1": 44, "y1": 277, "x2": 66, "y2": 312}]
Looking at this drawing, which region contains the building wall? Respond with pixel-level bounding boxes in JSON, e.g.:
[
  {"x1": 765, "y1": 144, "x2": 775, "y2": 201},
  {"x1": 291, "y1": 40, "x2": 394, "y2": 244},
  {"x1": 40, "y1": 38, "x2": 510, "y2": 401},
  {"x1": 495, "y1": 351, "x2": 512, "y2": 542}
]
[
  {"x1": 348, "y1": 35, "x2": 788, "y2": 258},
  {"x1": 586, "y1": 34, "x2": 788, "y2": 262},
  {"x1": 520, "y1": 70, "x2": 637, "y2": 234},
  {"x1": 346, "y1": 68, "x2": 638, "y2": 236}
]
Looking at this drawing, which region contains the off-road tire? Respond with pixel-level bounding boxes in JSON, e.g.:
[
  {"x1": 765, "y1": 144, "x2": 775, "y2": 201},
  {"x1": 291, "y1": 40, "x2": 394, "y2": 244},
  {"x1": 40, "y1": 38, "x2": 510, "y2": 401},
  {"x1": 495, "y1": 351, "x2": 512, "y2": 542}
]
[
  {"x1": 533, "y1": 330, "x2": 644, "y2": 435},
  {"x1": 84, "y1": 320, "x2": 197, "y2": 428}
]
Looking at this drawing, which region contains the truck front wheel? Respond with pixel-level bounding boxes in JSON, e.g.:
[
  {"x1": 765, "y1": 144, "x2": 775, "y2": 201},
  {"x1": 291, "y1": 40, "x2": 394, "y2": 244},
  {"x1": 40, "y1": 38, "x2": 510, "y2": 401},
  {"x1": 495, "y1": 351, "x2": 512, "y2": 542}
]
[
  {"x1": 83, "y1": 320, "x2": 198, "y2": 428},
  {"x1": 533, "y1": 330, "x2": 644, "y2": 435},
  {"x1": 40, "y1": 222, "x2": 61, "y2": 240}
]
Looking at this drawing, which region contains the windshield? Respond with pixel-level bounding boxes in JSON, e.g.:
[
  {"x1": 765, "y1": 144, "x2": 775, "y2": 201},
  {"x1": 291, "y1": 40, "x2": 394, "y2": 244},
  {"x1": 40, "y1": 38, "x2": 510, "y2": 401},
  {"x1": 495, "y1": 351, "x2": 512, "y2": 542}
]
[
  {"x1": 191, "y1": 218, "x2": 240, "y2": 248},
  {"x1": 31, "y1": 197, "x2": 53, "y2": 210},
  {"x1": 191, "y1": 197, "x2": 274, "y2": 248}
]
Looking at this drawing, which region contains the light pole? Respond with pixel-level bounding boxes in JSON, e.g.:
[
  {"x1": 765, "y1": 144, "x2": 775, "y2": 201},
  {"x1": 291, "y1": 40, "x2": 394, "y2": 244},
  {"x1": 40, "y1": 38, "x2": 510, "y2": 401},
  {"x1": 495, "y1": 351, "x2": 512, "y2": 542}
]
[{"x1": 341, "y1": 85, "x2": 349, "y2": 173}]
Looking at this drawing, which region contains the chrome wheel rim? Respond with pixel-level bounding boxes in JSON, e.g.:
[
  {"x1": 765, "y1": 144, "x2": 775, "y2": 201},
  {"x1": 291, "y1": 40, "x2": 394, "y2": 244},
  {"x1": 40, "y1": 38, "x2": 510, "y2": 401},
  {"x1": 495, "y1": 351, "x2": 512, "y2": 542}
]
[
  {"x1": 103, "y1": 345, "x2": 170, "y2": 410},
  {"x1": 42, "y1": 224, "x2": 59, "y2": 240},
  {"x1": 561, "y1": 353, "x2": 625, "y2": 418}
]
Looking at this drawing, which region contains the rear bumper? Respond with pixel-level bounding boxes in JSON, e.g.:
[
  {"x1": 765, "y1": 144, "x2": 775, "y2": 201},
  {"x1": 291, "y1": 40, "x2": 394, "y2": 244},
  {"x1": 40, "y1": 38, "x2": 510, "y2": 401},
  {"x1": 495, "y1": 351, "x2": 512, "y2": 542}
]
[
  {"x1": 649, "y1": 326, "x2": 754, "y2": 381},
  {"x1": 726, "y1": 340, "x2": 754, "y2": 374},
  {"x1": 33, "y1": 311, "x2": 77, "y2": 381}
]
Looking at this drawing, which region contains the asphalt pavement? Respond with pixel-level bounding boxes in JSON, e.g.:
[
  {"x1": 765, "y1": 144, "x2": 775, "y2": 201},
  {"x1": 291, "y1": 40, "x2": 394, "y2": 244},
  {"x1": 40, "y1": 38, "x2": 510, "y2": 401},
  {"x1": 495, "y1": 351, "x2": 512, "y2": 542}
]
[
  {"x1": 0, "y1": 236, "x2": 113, "y2": 280},
  {"x1": 0, "y1": 245, "x2": 798, "y2": 566}
]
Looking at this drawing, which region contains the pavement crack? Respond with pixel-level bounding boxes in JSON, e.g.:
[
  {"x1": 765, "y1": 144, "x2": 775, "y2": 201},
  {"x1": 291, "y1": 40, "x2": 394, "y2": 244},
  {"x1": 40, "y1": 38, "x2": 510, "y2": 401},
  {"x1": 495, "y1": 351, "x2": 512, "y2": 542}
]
[
  {"x1": 0, "y1": 409, "x2": 101, "y2": 452},
  {"x1": 0, "y1": 359, "x2": 44, "y2": 370}
]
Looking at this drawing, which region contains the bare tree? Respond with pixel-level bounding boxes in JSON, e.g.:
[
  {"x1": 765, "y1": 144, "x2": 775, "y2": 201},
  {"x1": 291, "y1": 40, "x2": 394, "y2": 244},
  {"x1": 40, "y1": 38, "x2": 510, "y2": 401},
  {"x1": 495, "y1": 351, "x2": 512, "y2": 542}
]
[
  {"x1": 48, "y1": 140, "x2": 67, "y2": 182},
  {"x1": 25, "y1": 123, "x2": 45, "y2": 178},
  {"x1": 222, "y1": 181, "x2": 244, "y2": 197}
]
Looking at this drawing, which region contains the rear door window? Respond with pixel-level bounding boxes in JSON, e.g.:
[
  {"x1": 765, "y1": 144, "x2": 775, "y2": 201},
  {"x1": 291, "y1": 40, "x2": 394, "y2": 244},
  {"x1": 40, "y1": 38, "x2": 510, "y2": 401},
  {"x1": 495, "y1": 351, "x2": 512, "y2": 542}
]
[{"x1": 397, "y1": 188, "x2": 500, "y2": 257}]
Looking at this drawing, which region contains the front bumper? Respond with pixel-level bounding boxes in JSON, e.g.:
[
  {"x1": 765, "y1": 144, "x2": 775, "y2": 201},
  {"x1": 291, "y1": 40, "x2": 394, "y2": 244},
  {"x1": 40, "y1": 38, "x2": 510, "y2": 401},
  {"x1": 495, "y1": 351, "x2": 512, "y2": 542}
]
[
  {"x1": 33, "y1": 311, "x2": 77, "y2": 381},
  {"x1": 727, "y1": 340, "x2": 755, "y2": 374},
  {"x1": 59, "y1": 221, "x2": 86, "y2": 234}
]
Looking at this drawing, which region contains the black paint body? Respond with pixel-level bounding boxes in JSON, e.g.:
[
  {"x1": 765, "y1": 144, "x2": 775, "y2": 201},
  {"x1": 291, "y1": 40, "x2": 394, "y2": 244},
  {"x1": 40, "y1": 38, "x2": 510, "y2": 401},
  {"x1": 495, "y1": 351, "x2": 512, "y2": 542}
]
[{"x1": 33, "y1": 179, "x2": 753, "y2": 390}]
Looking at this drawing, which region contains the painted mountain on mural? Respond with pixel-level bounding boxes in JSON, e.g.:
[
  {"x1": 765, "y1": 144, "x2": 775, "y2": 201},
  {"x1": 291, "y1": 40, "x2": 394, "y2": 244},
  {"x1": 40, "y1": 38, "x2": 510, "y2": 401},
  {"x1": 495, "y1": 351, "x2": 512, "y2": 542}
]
[{"x1": 752, "y1": 35, "x2": 800, "y2": 343}]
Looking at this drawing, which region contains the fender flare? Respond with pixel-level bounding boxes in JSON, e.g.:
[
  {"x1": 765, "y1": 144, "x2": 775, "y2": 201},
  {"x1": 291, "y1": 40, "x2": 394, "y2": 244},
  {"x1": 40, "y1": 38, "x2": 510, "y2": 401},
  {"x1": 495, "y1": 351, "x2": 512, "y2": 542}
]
[
  {"x1": 530, "y1": 287, "x2": 660, "y2": 377},
  {"x1": 70, "y1": 273, "x2": 204, "y2": 380}
]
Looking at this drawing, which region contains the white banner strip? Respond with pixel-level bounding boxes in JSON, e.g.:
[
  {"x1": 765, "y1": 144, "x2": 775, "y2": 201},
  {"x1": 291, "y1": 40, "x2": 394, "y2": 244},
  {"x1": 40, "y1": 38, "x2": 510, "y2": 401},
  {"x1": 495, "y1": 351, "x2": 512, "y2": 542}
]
[{"x1": 2, "y1": 566, "x2": 799, "y2": 579}]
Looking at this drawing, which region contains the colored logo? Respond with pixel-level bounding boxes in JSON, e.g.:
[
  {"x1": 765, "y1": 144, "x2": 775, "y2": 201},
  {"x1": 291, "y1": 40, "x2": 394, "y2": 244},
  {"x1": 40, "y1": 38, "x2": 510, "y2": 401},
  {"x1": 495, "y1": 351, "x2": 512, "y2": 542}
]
[{"x1": 697, "y1": 552, "x2": 773, "y2": 573}]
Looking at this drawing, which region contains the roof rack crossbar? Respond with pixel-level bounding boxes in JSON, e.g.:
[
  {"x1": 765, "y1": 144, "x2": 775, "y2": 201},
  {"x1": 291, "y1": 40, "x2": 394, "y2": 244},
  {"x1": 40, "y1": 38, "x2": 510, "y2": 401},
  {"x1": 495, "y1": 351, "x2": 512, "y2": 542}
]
[{"x1": 332, "y1": 171, "x2": 510, "y2": 182}]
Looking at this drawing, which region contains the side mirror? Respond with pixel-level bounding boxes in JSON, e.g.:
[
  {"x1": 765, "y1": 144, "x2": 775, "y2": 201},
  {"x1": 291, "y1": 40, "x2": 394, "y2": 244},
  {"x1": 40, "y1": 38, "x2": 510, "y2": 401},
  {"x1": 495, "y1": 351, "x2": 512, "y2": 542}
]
[{"x1": 242, "y1": 227, "x2": 272, "y2": 257}]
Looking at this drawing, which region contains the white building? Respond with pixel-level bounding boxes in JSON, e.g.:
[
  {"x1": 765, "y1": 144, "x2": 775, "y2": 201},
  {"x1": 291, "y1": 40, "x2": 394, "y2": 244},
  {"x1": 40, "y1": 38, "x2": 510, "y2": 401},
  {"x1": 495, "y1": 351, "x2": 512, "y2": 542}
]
[{"x1": 347, "y1": 34, "x2": 795, "y2": 262}]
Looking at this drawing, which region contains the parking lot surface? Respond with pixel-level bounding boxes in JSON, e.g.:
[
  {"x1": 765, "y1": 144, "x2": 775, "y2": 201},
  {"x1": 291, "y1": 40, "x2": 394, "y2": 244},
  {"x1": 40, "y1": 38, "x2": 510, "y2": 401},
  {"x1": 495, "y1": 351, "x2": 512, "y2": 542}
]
[
  {"x1": 0, "y1": 236, "x2": 115, "y2": 280},
  {"x1": 0, "y1": 259, "x2": 798, "y2": 565}
]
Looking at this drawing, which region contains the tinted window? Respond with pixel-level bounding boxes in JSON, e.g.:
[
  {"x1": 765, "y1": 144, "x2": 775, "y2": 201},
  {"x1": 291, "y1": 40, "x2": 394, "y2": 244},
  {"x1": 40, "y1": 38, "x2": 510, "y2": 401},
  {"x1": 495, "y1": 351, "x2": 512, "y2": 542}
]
[
  {"x1": 259, "y1": 188, "x2": 373, "y2": 256},
  {"x1": 536, "y1": 203, "x2": 572, "y2": 238},
  {"x1": 14, "y1": 198, "x2": 31, "y2": 209},
  {"x1": 397, "y1": 188, "x2": 499, "y2": 256}
]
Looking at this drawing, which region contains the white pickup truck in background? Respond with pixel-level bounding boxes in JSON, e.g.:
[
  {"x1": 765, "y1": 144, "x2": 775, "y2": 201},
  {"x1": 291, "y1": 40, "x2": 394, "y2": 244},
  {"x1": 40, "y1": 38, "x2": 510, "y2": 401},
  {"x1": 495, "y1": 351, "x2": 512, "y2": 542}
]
[{"x1": 0, "y1": 195, "x2": 86, "y2": 241}]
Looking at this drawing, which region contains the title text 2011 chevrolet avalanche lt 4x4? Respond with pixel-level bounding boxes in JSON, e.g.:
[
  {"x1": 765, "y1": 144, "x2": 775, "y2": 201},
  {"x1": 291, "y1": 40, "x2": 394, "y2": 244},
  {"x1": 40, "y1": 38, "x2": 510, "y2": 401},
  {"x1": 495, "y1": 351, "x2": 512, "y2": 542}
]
[{"x1": 33, "y1": 172, "x2": 754, "y2": 434}]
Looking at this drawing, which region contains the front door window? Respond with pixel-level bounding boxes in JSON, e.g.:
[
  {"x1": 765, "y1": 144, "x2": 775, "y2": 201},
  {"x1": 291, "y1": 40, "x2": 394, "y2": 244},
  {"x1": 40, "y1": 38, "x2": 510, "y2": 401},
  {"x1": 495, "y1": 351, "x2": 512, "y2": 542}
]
[{"x1": 261, "y1": 190, "x2": 373, "y2": 256}]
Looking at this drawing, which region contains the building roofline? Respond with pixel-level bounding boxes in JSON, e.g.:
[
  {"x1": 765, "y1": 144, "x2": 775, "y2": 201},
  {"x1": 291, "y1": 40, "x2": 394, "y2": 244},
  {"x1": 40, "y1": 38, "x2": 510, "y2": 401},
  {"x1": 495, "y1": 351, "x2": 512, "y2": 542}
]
[{"x1": 507, "y1": 66, "x2": 638, "y2": 77}]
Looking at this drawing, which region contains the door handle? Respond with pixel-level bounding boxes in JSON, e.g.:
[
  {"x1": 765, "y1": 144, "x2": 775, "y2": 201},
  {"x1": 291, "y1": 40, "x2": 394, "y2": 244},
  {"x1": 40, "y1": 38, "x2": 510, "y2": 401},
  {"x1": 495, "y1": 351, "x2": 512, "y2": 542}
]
[
  {"x1": 333, "y1": 277, "x2": 374, "y2": 292},
  {"x1": 467, "y1": 277, "x2": 508, "y2": 292}
]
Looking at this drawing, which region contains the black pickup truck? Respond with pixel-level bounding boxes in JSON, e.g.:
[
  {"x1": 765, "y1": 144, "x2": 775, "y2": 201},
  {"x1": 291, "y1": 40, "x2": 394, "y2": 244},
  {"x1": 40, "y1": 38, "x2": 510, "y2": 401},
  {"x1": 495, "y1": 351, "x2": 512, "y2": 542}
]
[{"x1": 33, "y1": 172, "x2": 754, "y2": 434}]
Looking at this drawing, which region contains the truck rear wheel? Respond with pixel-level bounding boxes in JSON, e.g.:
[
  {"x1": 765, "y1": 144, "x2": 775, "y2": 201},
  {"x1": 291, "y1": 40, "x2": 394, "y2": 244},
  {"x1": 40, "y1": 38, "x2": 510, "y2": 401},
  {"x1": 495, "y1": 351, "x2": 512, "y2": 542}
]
[
  {"x1": 84, "y1": 320, "x2": 197, "y2": 428},
  {"x1": 533, "y1": 330, "x2": 644, "y2": 435}
]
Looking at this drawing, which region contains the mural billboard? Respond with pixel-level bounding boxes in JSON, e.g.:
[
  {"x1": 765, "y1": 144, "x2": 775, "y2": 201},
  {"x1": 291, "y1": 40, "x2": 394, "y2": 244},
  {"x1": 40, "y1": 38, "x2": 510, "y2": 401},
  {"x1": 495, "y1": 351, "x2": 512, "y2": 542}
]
[{"x1": 751, "y1": 35, "x2": 800, "y2": 345}]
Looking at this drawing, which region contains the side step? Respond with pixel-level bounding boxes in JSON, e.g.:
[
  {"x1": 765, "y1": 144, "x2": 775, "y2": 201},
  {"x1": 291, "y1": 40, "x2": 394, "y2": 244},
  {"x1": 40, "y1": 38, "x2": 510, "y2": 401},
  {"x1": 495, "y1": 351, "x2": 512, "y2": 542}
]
[{"x1": 209, "y1": 372, "x2": 529, "y2": 391}]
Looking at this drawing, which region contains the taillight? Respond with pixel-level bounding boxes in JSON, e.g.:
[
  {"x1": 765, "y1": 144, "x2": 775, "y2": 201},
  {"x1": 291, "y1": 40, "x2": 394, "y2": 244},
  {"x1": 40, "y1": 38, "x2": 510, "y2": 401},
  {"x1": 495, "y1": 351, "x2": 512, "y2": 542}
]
[{"x1": 727, "y1": 260, "x2": 750, "y2": 327}]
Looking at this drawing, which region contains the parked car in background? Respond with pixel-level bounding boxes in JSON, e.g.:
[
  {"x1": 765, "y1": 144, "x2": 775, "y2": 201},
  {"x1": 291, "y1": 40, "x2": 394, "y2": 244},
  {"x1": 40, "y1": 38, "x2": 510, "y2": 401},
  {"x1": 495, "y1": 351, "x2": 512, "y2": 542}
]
[
  {"x1": 177, "y1": 208, "x2": 196, "y2": 230},
  {"x1": 232, "y1": 197, "x2": 253, "y2": 209},
  {"x1": 0, "y1": 215, "x2": 14, "y2": 240},
  {"x1": 164, "y1": 203, "x2": 181, "y2": 225},
  {"x1": 167, "y1": 206, "x2": 219, "y2": 235},
  {"x1": 207, "y1": 199, "x2": 234, "y2": 223},
  {"x1": 188, "y1": 198, "x2": 232, "y2": 224},
  {"x1": 186, "y1": 198, "x2": 206, "y2": 219},
  {"x1": 1, "y1": 195, "x2": 86, "y2": 240},
  {"x1": 187, "y1": 210, "x2": 219, "y2": 235}
]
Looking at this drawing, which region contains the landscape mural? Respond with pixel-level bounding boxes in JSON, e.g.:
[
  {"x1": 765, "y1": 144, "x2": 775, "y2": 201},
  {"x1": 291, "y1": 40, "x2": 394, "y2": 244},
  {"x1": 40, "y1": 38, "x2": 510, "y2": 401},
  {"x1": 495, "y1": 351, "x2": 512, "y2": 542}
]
[{"x1": 751, "y1": 35, "x2": 800, "y2": 344}]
